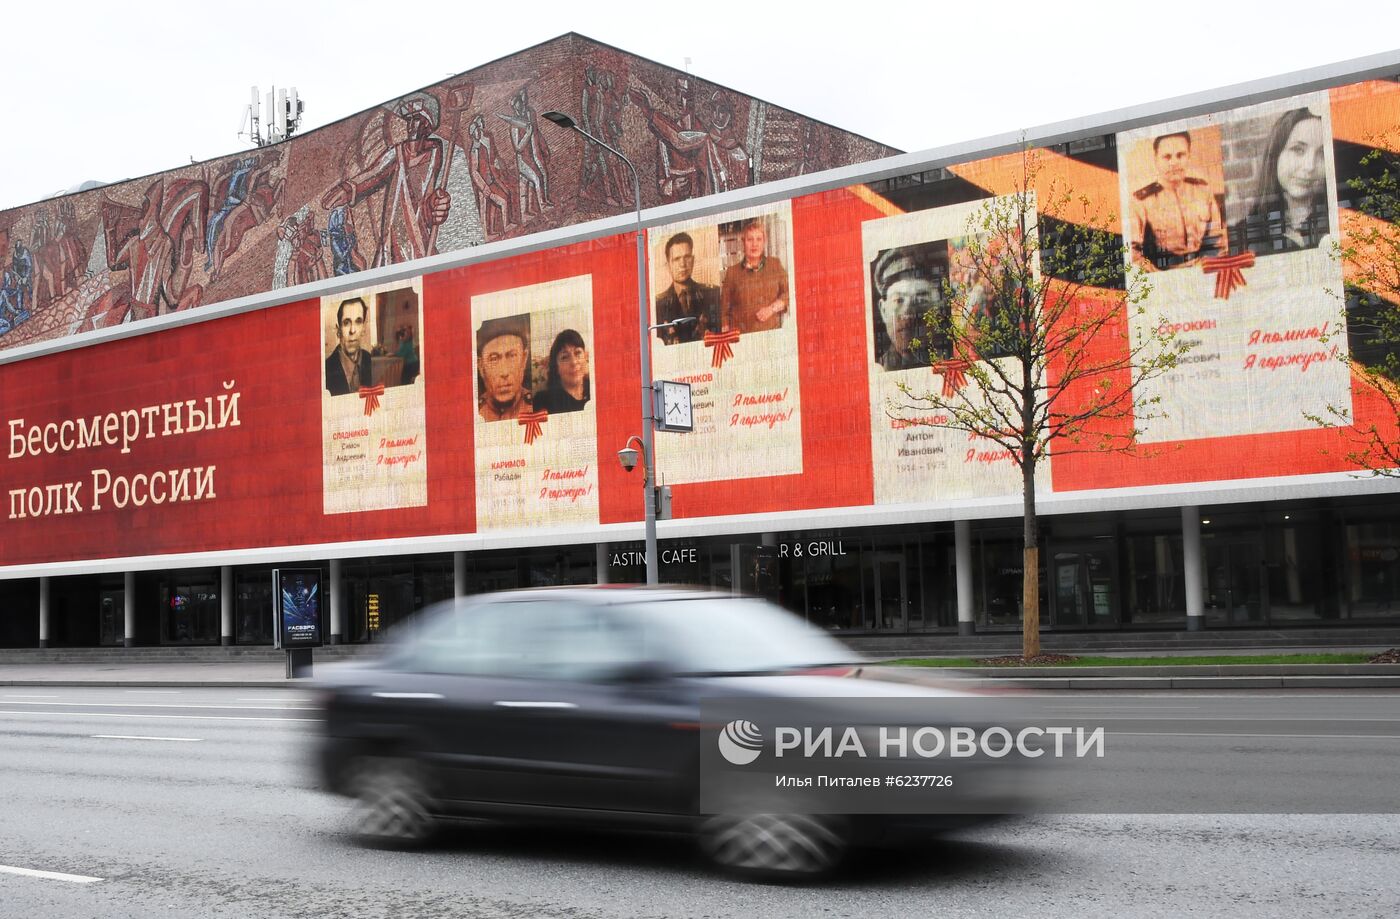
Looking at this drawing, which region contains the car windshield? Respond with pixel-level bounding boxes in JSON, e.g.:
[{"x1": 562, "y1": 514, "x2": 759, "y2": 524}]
[{"x1": 617, "y1": 596, "x2": 857, "y2": 674}]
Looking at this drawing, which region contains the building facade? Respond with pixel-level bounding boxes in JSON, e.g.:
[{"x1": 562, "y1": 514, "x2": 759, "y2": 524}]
[{"x1": 2, "y1": 46, "x2": 1399, "y2": 648}]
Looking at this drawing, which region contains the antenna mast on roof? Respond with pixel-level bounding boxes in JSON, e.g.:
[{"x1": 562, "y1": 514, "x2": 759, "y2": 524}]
[{"x1": 239, "y1": 86, "x2": 306, "y2": 147}]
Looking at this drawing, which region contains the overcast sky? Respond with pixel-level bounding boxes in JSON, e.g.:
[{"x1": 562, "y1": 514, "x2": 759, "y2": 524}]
[{"x1": 2, "y1": 1, "x2": 1397, "y2": 213}]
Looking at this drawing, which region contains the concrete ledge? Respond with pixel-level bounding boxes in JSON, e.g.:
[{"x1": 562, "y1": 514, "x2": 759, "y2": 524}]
[
  {"x1": 1068, "y1": 678, "x2": 1172, "y2": 690},
  {"x1": 1163, "y1": 677, "x2": 1286, "y2": 689},
  {"x1": 1279, "y1": 676, "x2": 1400, "y2": 689}
]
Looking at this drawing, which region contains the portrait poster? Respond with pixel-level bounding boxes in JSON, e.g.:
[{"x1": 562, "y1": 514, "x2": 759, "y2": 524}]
[
  {"x1": 320, "y1": 278, "x2": 427, "y2": 515},
  {"x1": 862, "y1": 197, "x2": 1045, "y2": 505},
  {"x1": 472, "y1": 274, "x2": 599, "y2": 531},
  {"x1": 1118, "y1": 91, "x2": 1350, "y2": 443},
  {"x1": 647, "y1": 202, "x2": 802, "y2": 484}
]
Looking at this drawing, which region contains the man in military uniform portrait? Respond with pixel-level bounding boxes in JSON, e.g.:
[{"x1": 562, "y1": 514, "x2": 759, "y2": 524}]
[
  {"x1": 1130, "y1": 131, "x2": 1227, "y2": 271},
  {"x1": 325, "y1": 297, "x2": 373, "y2": 396},
  {"x1": 654, "y1": 231, "x2": 718, "y2": 344},
  {"x1": 477, "y1": 314, "x2": 532, "y2": 422},
  {"x1": 872, "y1": 243, "x2": 944, "y2": 372}
]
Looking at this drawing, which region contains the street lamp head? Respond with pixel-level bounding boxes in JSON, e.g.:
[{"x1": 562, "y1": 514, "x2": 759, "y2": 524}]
[
  {"x1": 618, "y1": 446, "x2": 639, "y2": 472},
  {"x1": 649, "y1": 316, "x2": 698, "y2": 332},
  {"x1": 541, "y1": 111, "x2": 576, "y2": 130}
]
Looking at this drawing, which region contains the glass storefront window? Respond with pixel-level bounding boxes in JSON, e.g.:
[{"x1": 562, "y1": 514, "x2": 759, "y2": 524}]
[
  {"x1": 1344, "y1": 522, "x2": 1400, "y2": 618},
  {"x1": 235, "y1": 567, "x2": 276, "y2": 645},
  {"x1": 14, "y1": 496, "x2": 1400, "y2": 650},
  {"x1": 526, "y1": 548, "x2": 594, "y2": 588},
  {"x1": 343, "y1": 560, "x2": 412, "y2": 643},
  {"x1": 1124, "y1": 533, "x2": 1185, "y2": 625},
  {"x1": 867, "y1": 549, "x2": 906, "y2": 630},
  {"x1": 912, "y1": 536, "x2": 956, "y2": 629},
  {"x1": 98, "y1": 574, "x2": 125, "y2": 646},
  {"x1": 1049, "y1": 543, "x2": 1117, "y2": 628},
  {"x1": 0, "y1": 579, "x2": 39, "y2": 648},
  {"x1": 1266, "y1": 520, "x2": 1325, "y2": 622},
  {"x1": 158, "y1": 570, "x2": 219, "y2": 644},
  {"x1": 800, "y1": 541, "x2": 866, "y2": 632},
  {"x1": 975, "y1": 537, "x2": 1046, "y2": 629}
]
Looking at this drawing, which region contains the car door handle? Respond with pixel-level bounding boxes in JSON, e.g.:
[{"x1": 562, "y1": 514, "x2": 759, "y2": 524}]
[
  {"x1": 372, "y1": 692, "x2": 445, "y2": 700},
  {"x1": 493, "y1": 701, "x2": 578, "y2": 709}
]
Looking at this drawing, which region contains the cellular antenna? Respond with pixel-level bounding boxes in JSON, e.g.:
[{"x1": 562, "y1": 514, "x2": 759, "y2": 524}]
[{"x1": 240, "y1": 85, "x2": 306, "y2": 146}]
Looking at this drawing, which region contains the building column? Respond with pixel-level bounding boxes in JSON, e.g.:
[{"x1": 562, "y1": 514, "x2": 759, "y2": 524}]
[
  {"x1": 595, "y1": 543, "x2": 609, "y2": 585},
  {"x1": 1182, "y1": 506, "x2": 1205, "y2": 631},
  {"x1": 38, "y1": 577, "x2": 50, "y2": 649},
  {"x1": 328, "y1": 559, "x2": 343, "y2": 645},
  {"x1": 955, "y1": 520, "x2": 975, "y2": 635},
  {"x1": 1282, "y1": 527, "x2": 1303, "y2": 604},
  {"x1": 220, "y1": 566, "x2": 234, "y2": 646},
  {"x1": 123, "y1": 571, "x2": 135, "y2": 648},
  {"x1": 453, "y1": 551, "x2": 467, "y2": 598}
]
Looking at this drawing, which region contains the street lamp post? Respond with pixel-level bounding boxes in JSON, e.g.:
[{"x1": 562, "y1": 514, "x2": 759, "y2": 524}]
[{"x1": 542, "y1": 110, "x2": 658, "y2": 585}]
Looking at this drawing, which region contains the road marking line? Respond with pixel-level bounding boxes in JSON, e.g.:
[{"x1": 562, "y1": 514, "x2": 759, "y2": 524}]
[
  {"x1": 0, "y1": 701, "x2": 314, "y2": 711},
  {"x1": 0, "y1": 710, "x2": 317, "y2": 724},
  {"x1": 1116, "y1": 731, "x2": 1400, "y2": 740},
  {"x1": 92, "y1": 734, "x2": 203, "y2": 742},
  {"x1": 1023, "y1": 693, "x2": 1400, "y2": 699},
  {"x1": 0, "y1": 864, "x2": 103, "y2": 884},
  {"x1": 235, "y1": 697, "x2": 308, "y2": 702},
  {"x1": 1, "y1": 694, "x2": 58, "y2": 698},
  {"x1": 1063, "y1": 715, "x2": 1400, "y2": 722},
  {"x1": 124, "y1": 690, "x2": 181, "y2": 694}
]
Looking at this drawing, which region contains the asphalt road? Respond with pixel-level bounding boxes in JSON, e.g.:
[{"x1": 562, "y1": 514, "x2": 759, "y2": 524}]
[{"x1": 1, "y1": 687, "x2": 1398, "y2": 918}]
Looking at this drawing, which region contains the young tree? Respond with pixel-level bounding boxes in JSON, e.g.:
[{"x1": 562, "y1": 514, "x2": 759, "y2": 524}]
[
  {"x1": 891, "y1": 150, "x2": 1188, "y2": 658},
  {"x1": 1313, "y1": 143, "x2": 1400, "y2": 473}
]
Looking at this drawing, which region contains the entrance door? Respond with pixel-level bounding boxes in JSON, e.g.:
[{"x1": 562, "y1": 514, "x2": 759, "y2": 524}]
[
  {"x1": 1204, "y1": 539, "x2": 1264, "y2": 626},
  {"x1": 870, "y1": 553, "x2": 907, "y2": 631},
  {"x1": 1051, "y1": 545, "x2": 1118, "y2": 629}
]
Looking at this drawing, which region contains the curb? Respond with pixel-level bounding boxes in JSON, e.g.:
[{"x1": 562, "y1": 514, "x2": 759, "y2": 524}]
[{"x1": 958, "y1": 675, "x2": 1400, "y2": 690}]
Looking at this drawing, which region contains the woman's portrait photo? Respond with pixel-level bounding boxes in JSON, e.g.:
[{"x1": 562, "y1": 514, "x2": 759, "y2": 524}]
[
  {"x1": 1224, "y1": 105, "x2": 1333, "y2": 258},
  {"x1": 534, "y1": 328, "x2": 591, "y2": 415}
]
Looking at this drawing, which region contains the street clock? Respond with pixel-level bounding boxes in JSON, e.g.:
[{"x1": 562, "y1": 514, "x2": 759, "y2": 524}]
[{"x1": 654, "y1": 380, "x2": 693, "y2": 433}]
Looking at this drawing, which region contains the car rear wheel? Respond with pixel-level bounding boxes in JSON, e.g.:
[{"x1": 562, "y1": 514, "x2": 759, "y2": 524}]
[
  {"x1": 699, "y1": 814, "x2": 848, "y2": 879},
  {"x1": 348, "y1": 756, "x2": 436, "y2": 847}
]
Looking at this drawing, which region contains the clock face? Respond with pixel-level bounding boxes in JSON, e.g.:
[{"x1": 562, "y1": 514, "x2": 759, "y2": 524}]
[{"x1": 659, "y1": 381, "x2": 693, "y2": 432}]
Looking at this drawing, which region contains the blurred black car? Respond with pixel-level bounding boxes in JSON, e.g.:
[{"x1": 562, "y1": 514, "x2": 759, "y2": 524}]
[{"x1": 311, "y1": 586, "x2": 1010, "y2": 878}]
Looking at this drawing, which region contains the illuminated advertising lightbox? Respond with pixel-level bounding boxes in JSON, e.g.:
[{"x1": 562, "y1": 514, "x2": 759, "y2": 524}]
[{"x1": 274, "y1": 568, "x2": 323, "y2": 648}]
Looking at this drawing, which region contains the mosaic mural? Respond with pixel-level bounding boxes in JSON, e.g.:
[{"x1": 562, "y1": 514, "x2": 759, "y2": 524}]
[{"x1": 0, "y1": 34, "x2": 896, "y2": 352}]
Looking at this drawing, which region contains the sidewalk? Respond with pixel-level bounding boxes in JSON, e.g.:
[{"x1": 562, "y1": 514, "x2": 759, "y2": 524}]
[
  {"x1": 0, "y1": 661, "x2": 314, "y2": 687},
  {"x1": 875, "y1": 645, "x2": 1400, "y2": 689},
  {"x1": 2, "y1": 657, "x2": 1399, "y2": 690}
]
